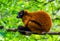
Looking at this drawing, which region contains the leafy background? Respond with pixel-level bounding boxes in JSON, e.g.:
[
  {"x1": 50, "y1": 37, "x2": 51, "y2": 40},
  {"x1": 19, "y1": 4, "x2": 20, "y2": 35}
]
[{"x1": 0, "y1": 0, "x2": 60, "y2": 41}]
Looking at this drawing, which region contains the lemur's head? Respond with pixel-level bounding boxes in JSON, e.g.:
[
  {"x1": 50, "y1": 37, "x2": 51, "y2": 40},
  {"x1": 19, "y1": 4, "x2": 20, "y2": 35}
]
[{"x1": 17, "y1": 10, "x2": 27, "y2": 18}]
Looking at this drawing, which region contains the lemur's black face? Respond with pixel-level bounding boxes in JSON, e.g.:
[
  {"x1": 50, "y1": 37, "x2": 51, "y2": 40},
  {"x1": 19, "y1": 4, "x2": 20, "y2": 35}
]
[{"x1": 17, "y1": 10, "x2": 24, "y2": 18}]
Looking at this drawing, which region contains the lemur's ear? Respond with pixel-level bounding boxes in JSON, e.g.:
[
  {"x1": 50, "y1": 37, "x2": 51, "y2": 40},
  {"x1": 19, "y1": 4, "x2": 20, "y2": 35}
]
[
  {"x1": 19, "y1": 10, "x2": 28, "y2": 14},
  {"x1": 19, "y1": 10, "x2": 24, "y2": 14},
  {"x1": 20, "y1": 10, "x2": 24, "y2": 13}
]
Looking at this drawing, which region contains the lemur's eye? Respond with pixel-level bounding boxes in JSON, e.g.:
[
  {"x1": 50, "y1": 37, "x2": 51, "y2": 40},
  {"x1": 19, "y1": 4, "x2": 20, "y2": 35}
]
[
  {"x1": 17, "y1": 10, "x2": 24, "y2": 18},
  {"x1": 20, "y1": 13, "x2": 23, "y2": 15},
  {"x1": 19, "y1": 10, "x2": 24, "y2": 15}
]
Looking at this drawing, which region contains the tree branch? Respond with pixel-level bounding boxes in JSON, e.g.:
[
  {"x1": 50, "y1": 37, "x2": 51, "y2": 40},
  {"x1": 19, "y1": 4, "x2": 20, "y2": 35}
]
[
  {"x1": 7, "y1": 29, "x2": 60, "y2": 35},
  {"x1": 0, "y1": 26, "x2": 60, "y2": 35}
]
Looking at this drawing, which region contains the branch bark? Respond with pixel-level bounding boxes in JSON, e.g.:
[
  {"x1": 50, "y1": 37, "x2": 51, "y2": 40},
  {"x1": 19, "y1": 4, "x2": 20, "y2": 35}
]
[
  {"x1": 0, "y1": 26, "x2": 60, "y2": 35},
  {"x1": 6, "y1": 29, "x2": 60, "y2": 35}
]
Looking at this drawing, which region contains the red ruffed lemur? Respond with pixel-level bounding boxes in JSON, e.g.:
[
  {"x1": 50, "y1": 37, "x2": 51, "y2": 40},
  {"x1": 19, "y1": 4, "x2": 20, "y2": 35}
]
[{"x1": 17, "y1": 10, "x2": 52, "y2": 35}]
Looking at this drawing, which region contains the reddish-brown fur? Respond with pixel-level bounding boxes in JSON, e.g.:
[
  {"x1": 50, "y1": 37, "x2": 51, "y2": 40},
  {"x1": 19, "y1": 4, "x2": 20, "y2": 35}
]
[{"x1": 22, "y1": 10, "x2": 52, "y2": 34}]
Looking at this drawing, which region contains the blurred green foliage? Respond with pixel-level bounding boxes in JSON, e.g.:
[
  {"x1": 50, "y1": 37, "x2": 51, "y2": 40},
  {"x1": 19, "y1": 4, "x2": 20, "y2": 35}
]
[{"x1": 0, "y1": 0, "x2": 60, "y2": 41}]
